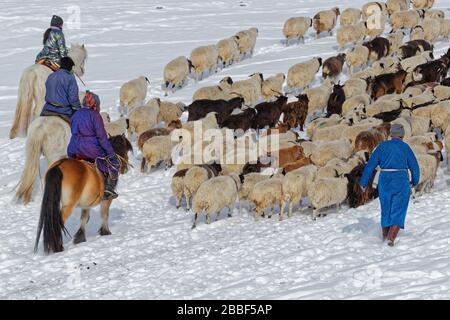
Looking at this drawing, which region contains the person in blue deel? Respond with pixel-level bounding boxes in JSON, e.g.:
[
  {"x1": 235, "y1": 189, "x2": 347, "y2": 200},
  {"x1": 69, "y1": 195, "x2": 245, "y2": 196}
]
[{"x1": 359, "y1": 123, "x2": 420, "y2": 247}]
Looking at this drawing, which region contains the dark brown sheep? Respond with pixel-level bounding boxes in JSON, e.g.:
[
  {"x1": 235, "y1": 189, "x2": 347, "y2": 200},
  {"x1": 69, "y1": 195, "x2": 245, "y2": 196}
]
[
  {"x1": 363, "y1": 37, "x2": 390, "y2": 60},
  {"x1": 283, "y1": 95, "x2": 309, "y2": 130},
  {"x1": 252, "y1": 95, "x2": 289, "y2": 130},
  {"x1": 187, "y1": 97, "x2": 244, "y2": 124},
  {"x1": 220, "y1": 107, "x2": 256, "y2": 132},
  {"x1": 137, "y1": 119, "x2": 182, "y2": 151},
  {"x1": 322, "y1": 53, "x2": 346, "y2": 79}
]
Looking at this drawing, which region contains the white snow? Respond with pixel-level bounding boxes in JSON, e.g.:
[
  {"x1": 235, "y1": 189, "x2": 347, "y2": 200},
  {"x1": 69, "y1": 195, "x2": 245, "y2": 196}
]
[{"x1": 2, "y1": 0, "x2": 450, "y2": 299}]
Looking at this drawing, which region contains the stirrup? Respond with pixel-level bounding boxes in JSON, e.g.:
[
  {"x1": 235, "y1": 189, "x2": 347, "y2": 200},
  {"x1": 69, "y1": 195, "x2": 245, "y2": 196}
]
[{"x1": 103, "y1": 190, "x2": 118, "y2": 200}]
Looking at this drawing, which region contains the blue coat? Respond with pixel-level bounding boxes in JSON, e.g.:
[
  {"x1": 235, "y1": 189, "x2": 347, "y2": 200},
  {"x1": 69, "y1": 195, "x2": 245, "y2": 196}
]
[
  {"x1": 41, "y1": 69, "x2": 81, "y2": 117},
  {"x1": 360, "y1": 138, "x2": 420, "y2": 229},
  {"x1": 67, "y1": 107, "x2": 119, "y2": 174}
]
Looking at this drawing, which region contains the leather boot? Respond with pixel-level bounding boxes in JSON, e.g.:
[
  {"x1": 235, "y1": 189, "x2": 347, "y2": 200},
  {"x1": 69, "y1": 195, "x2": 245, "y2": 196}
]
[
  {"x1": 103, "y1": 174, "x2": 118, "y2": 200},
  {"x1": 382, "y1": 227, "x2": 390, "y2": 241},
  {"x1": 387, "y1": 225, "x2": 400, "y2": 247}
]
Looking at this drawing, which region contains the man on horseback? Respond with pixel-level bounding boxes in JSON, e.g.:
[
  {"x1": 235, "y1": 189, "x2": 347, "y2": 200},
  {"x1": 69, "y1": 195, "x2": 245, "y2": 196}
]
[
  {"x1": 40, "y1": 57, "x2": 81, "y2": 122},
  {"x1": 36, "y1": 15, "x2": 68, "y2": 70},
  {"x1": 67, "y1": 91, "x2": 120, "y2": 200}
]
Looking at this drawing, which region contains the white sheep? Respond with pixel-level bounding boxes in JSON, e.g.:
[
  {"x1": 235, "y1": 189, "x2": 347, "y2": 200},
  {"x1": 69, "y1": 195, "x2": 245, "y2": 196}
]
[
  {"x1": 432, "y1": 85, "x2": 450, "y2": 101},
  {"x1": 310, "y1": 139, "x2": 353, "y2": 166},
  {"x1": 425, "y1": 9, "x2": 445, "y2": 20},
  {"x1": 192, "y1": 174, "x2": 241, "y2": 228},
  {"x1": 342, "y1": 93, "x2": 371, "y2": 114},
  {"x1": 346, "y1": 45, "x2": 370, "y2": 75},
  {"x1": 249, "y1": 178, "x2": 283, "y2": 220},
  {"x1": 411, "y1": 0, "x2": 435, "y2": 10},
  {"x1": 190, "y1": 45, "x2": 219, "y2": 81},
  {"x1": 366, "y1": 13, "x2": 387, "y2": 38},
  {"x1": 104, "y1": 117, "x2": 128, "y2": 137},
  {"x1": 445, "y1": 124, "x2": 450, "y2": 168},
  {"x1": 372, "y1": 56, "x2": 401, "y2": 74},
  {"x1": 387, "y1": 30, "x2": 405, "y2": 54},
  {"x1": 287, "y1": 57, "x2": 322, "y2": 93},
  {"x1": 399, "y1": 50, "x2": 433, "y2": 72},
  {"x1": 142, "y1": 135, "x2": 175, "y2": 172},
  {"x1": 410, "y1": 25, "x2": 425, "y2": 41},
  {"x1": 420, "y1": 17, "x2": 441, "y2": 42},
  {"x1": 283, "y1": 17, "x2": 313, "y2": 44},
  {"x1": 308, "y1": 176, "x2": 348, "y2": 220},
  {"x1": 386, "y1": 0, "x2": 409, "y2": 15},
  {"x1": 261, "y1": 73, "x2": 286, "y2": 101},
  {"x1": 163, "y1": 56, "x2": 192, "y2": 95},
  {"x1": 119, "y1": 76, "x2": 149, "y2": 113},
  {"x1": 390, "y1": 10, "x2": 422, "y2": 31},
  {"x1": 235, "y1": 28, "x2": 258, "y2": 58},
  {"x1": 238, "y1": 173, "x2": 271, "y2": 213},
  {"x1": 337, "y1": 22, "x2": 367, "y2": 49},
  {"x1": 362, "y1": 2, "x2": 388, "y2": 21},
  {"x1": 401, "y1": 89, "x2": 435, "y2": 108},
  {"x1": 128, "y1": 99, "x2": 160, "y2": 137},
  {"x1": 414, "y1": 153, "x2": 438, "y2": 196},
  {"x1": 341, "y1": 118, "x2": 383, "y2": 144},
  {"x1": 306, "y1": 113, "x2": 343, "y2": 138},
  {"x1": 230, "y1": 73, "x2": 264, "y2": 107},
  {"x1": 311, "y1": 123, "x2": 349, "y2": 142},
  {"x1": 439, "y1": 19, "x2": 450, "y2": 38},
  {"x1": 410, "y1": 115, "x2": 433, "y2": 135},
  {"x1": 192, "y1": 76, "x2": 234, "y2": 101},
  {"x1": 158, "y1": 100, "x2": 185, "y2": 124},
  {"x1": 217, "y1": 37, "x2": 240, "y2": 67},
  {"x1": 343, "y1": 78, "x2": 367, "y2": 99},
  {"x1": 171, "y1": 168, "x2": 189, "y2": 209},
  {"x1": 313, "y1": 7, "x2": 340, "y2": 37},
  {"x1": 340, "y1": 8, "x2": 362, "y2": 26},
  {"x1": 304, "y1": 79, "x2": 334, "y2": 114},
  {"x1": 366, "y1": 96, "x2": 402, "y2": 116},
  {"x1": 183, "y1": 165, "x2": 216, "y2": 211}
]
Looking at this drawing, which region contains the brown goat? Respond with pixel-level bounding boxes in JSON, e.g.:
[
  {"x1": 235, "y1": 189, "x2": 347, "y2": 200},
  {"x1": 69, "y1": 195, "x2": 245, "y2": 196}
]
[
  {"x1": 282, "y1": 95, "x2": 308, "y2": 130},
  {"x1": 138, "y1": 119, "x2": 182, "y2": 151},
  {"x1": 271, "y1": 145, "x2": 304, "y2": 167},
  {"x1": 266, "y1": 122, "x2": 290, "y2": 135},
  {"x1": 370, "y1": 70, "x2": 407, "y2": 100},
  {"x1": 281, "y1": 156, "x2": 312, "y2": 174},
  {"x1": 322, "y1": 53, "x2": 346, "y2": 79}
]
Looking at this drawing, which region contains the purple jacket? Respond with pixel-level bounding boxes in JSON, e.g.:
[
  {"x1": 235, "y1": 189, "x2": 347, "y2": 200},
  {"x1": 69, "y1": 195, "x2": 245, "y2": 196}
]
[
  {"x1": 67, "y1": 107, "x2": 119, "y2": 174},
  {"x1": 41, "y1": 69, "x2": 81, "y2": 117}
]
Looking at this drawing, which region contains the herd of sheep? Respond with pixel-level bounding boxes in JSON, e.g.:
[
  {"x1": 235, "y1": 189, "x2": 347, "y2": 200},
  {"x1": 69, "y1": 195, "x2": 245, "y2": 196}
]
[{"x1": 101, "y1": 0, "x2": 450, "y2": 228}]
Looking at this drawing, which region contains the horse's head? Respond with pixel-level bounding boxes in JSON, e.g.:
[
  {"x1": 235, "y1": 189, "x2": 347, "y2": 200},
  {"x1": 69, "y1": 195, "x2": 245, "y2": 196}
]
[
  {"x1": 109, "y1": 134, "x2": 133, "y2": 174},
  {"x1": 69, "y1": 43, "x2": 88, "y2": 77}
]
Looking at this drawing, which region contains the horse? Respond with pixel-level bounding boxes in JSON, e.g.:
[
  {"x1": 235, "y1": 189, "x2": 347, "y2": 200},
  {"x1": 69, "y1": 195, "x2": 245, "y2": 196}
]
[
  {"x1": 9, "y1": 44, "x2": 88, "y2": 139},
  {"x1": 34, "y1": 134, "x2": 133, "y2": 254}
]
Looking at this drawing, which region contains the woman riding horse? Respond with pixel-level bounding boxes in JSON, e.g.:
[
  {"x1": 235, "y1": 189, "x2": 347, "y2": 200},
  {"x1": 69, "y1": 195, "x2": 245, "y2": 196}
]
[
  {"x1": 36, "y1": 15, "x2": 68, "y2": 71},
  {"x1": 67, "y1": 91, "x2": 120, "y2": 200}
]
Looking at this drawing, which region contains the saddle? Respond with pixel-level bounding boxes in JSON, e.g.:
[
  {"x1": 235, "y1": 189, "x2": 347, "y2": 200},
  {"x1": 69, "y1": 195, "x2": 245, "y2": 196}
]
[
  {"x1": 36, "y1": 59, "x2": 60, "y2": 72},
  {"x1": 40, "y1": 109, "x2": 71, "y2": 124}
]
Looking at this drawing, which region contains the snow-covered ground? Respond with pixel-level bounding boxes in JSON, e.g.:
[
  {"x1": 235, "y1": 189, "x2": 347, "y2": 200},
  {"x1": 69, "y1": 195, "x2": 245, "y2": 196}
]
[{"x1": 2, "y1": 0, "x2": 450, "y2": 299}]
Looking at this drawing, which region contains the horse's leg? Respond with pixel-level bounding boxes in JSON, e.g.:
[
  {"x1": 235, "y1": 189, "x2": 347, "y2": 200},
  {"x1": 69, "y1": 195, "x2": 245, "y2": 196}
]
[
  {"x1": 74, "y1": 208, "x2": 90, "y2": 244},
  {"x1": 99, "y1": 199, "x2": 113, "y2": 236},
  {"x1": 61, "y1": 203, "x2": 77, "y2": 224}
]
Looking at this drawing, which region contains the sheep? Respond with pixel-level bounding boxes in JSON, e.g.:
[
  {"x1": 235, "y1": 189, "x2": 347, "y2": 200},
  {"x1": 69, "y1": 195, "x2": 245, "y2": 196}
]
[
  {"x1": 342, "y1": 93, "x2": 371, "y2": 114},
  {"x1": 366, "y1": 13, "x2": 387, "y2": 38},
  {"x1": 346, "y1": 45, "x2": 370, "y2": 75},
  {"x1": 322, "y1": 53, "x2": 346, "y2": 79},
  {"x1": 444, "y1": 124, "x2": 450, "y2": 168},
  {"x1": 313, "y1": 7, "x2": 340, "y2": 37},
  {"x1": 138, "y1": 119, "x2": 182, "y2": 151},
  {"x1": 411, "y1": 0, "x2": 435, "y2": 10},
  {"x1": 354, "y1": 128, "x2": 386, "y2": 153},
  {"x1": 119, "y1": 76, "x2": 149, "y2": 113},
  {"x1": 386, "y1": 0, "x2": 409, "y2": 15},
  {"x1": 411, "y1": 115, "x2": 433, "y2": 135},
  {"x1": 238, "y1": 173, "x2": 271, "y2": 212},
  {"x1": 158, "y1": 100, "x2": 185, "y2": 124},
  {"x1": 247, "y1": 28, "x2": 259, "y2": 54},
  {"x1": 217, "y1": 37, "x2": 240, "y2": 67},
  {"x1": 391, "y1": 116, "x2": 412, "y2": 138},
  {"x1": 283, "y1": 17, "x2": 313, "y2": 44},
  {"x1": 401, "y1": 89, "x2": 435, "y2": 108},
  {"x1": 272, "y1": 145, "x2": 304, "y2": 167},
  {"x1": 190, "y1": 45, "x2": 219, "y2": 81},
  {"x1": 341, "y1": 118, "x2": 383, "y2": 144},
  {"x1": 430, "y1": 100, "x2": 450, "y2": 130},
  {"x1": 100, "y1": 112, "x2": 110, "y2": 124},
  {"x1": 399, "y1": 40, "x2": 433, "y2": 59},
  {"x1": 410, "y1": 25, "x2": 425, "y2": 41},
  {"x1": 261, "y1": 73, "x2": 286, "y2": 102},
  {"x1": 399, "y1": 50, "x2": 434, "y2": 72},
  {"x1": 192, "y1": 76, "x2": 234, "y2": 101},
  {"x1": 171, "y1": 169, "x2": 189, "y2": 209},
  {"x1": 230, "y1": 73, "x2": 264, "y2": 107},
  {"x1": 183, "y1": 164, "x2": 221, "y2": 211},
  {"x1": 425, "y1": 9, "x2": 444, "y2": 20},
  {"x1": 192, "y1": 174, "x2": 241, "y2": 228},
  {"x1": 163, "y1": 56, "x2": 192, "y2": 95},
  {"x1": 281, "y1": 156, "x2": 313, "y2": 174},
  {"x1": 104, "y1": 117, "x2": 129, "y2": 137},
  {"x1": 304, "y1": 79, "x2": 334, "y2": 114},
  {"x1": 340, "y1": 8, "x2": 362, "y2": 26},
  {"x1": 337, "y1": 22, "x2": 367, "y2": 49},
  {"x1": 420, "y1": 17, "x2": 441, "y2": 42},
  {"x1": 252, "y1": 96, "x2": 289, "y2": 130},
  {"x1": 235, "y1": 28, "x2": 258, "y2": 58},
  {"x1": 387, "y1": 31, "x2": 405, "y2": 54},
  {"x1": 366, "y1": 95, "x2": 402, "y2": 116},
  {"x1": 141, "y1": 135, "x2": 176, "y2": 173},
  {"x1": 187, "y1": 97, "x2": 243, "y2": 124},
  {"x1": 362, "y1": 2, "x2": 388, "y2": 21},
  {"x1": 414, "y1": 153, "x2": 438, "y2": 197},
  {"x1": 311, "y1": 123, "x2": 349, "y2": 142},
  {"x1": 287, "y1": 57, "x2": 322, "y2": 93},
  {"x1": 439, "y1": 19, "x2": 450, "y2": 38},
  {"x1": 319, "y1": 152, "x2": 368, "y2": 178},
  {"x1": 432, "y1": 85, "x2": 450, "y2": 101},
  {"x1": 281, "y1": 165, "x2": 317, "y2": 218},
  {"x1": 390, "y1": 10, "x2": 422, "y2": 31},
  {"x1": 310, "y1": 139, "x2": 353, "y2": 166},
  {"x1": 371, "y1": 56, "x2": 401, "y2": 76},
  {"x1": 308, "y1": 176, "x2": 348, "y2": 220},
  {"x1": 128, "y1": 99, "x2": 160, "y2": 137},
  {"x1": 221, "y1": 108, "x2": 256, "y2": 132},
  {"x1": 343, "y1": 79, "x2": 367, "y2": 99},
  {"x1": 363, "y1": 37, "x2": 390, "y2": 61},
  {"x1": 306, "y1": 113, "x2": 343, "y2": 138},
  {"x1": 249, "y1": 178, "x2": 283, "y2": 220}
]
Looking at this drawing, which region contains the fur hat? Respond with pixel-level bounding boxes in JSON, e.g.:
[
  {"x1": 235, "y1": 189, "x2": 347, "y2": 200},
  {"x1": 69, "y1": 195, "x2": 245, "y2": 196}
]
[
  {"x1": 50, "y1": 15, "x2": 64, "y2": 28},
  {"x1": 60, "y1": 57, "x2": 75, "y2": 71},
  {"x1": 390, "y1": 123, "x2": 405, "y2": 138}
]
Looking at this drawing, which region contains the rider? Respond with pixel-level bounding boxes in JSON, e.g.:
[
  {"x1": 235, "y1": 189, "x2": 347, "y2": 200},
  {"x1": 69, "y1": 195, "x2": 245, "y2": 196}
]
[
  {"x1": 40, "y1": 56, "x2": 81, "y2": 123},
  {"x1": 67, "y1": 91, "x2": 120, "y2": 200},
  {"x1": 36, "y1": 15, "x2": 68, "y2": 70}
]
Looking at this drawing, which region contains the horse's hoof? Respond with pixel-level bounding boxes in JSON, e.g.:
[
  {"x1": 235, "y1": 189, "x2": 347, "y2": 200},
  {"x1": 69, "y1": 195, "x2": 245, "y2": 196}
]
[
  {"x1": 99, "y1": 228, "x2": 112, "y2": 236},
  {"x1": 73, "y1": 230, "x2": 86, "y2": 244}
]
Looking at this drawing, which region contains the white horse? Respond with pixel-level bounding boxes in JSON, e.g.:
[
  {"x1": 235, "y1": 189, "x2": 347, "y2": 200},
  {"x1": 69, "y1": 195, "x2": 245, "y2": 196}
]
[
  {"x1": 15, "y1": 116, "x2": 71, "y2": 204},
  {"x1": 9, "y1": 44, "x2": 87, "y2": 139}
]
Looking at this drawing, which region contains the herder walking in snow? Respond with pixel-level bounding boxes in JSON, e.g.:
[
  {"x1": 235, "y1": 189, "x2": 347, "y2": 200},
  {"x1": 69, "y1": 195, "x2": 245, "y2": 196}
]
[{"x1": 359, "y1": 123, "x2": 420, "y2": 247}]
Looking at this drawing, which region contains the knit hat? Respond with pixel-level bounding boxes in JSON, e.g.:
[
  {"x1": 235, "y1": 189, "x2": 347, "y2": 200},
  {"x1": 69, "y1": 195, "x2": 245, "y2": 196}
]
[
  {"x1": 60, "y1": 57, "x2": 75, "y2": 71},
  {"x1": 83, "y1": 91, "x2": 101, "y2": 111},
  {"x1": 390, "y1": 123, "x2": 405, "y2": 138},
  {"x1": 50, "y1": 15, "x2": 64, "y2": 28}
]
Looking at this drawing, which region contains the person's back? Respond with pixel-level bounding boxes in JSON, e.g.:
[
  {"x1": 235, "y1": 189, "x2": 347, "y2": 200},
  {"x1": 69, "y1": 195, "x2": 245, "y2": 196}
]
[
  {"x1": 36, "y1": 15, "x2": 68, "y2": 69},
  {"x1": 369, "y1": 138, "x2": 419, "y2": 171}
]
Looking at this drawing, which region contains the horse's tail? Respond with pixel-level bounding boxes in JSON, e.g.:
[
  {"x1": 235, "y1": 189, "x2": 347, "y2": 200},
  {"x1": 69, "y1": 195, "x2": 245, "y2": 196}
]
[
  {"x1": 34, "y1": 165, "x2": 64, "y2": 254},
  {"x1": 10, "y1": 67, "x2": 35, "y2": 139}
]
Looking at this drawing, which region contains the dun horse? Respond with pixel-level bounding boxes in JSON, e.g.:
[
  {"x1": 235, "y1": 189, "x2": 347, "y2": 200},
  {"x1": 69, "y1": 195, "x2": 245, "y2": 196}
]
[
  {"x1": 34, "y1": 135, "x2": 132, "y2": 254},
  {"x1": 9, "y1": 44, "x2": 87, "y2": 139}
]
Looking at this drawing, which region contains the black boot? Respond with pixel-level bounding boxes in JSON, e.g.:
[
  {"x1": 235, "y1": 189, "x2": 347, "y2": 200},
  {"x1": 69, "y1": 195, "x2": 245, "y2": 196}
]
[{"x1": 103, "y1": 174, "x2": 118, "y2": 200}]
